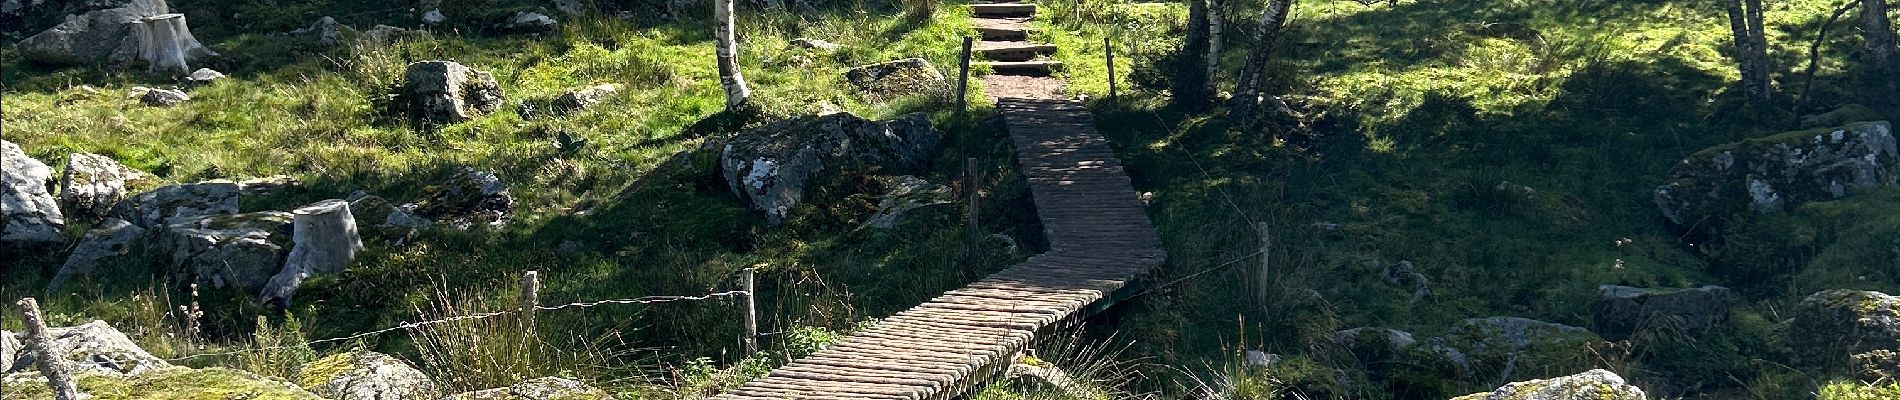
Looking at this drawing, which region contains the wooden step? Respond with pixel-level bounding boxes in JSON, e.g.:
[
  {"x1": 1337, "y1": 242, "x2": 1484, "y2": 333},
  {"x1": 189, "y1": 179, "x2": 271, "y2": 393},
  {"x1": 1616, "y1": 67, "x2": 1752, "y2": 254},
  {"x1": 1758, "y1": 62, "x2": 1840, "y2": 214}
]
[
  {"x1": 975, "y1": 26, "x2": 1031, "y2": 41},
  {"x1": 983, "y1": 60, "x2": 1063, "y2": 76},
  {"x1": 978, "y1": 43, "x2": 1057, "y2": 62},
  {"x1": 970, "y1": 3, "x2": 1036, "y2": 17}
]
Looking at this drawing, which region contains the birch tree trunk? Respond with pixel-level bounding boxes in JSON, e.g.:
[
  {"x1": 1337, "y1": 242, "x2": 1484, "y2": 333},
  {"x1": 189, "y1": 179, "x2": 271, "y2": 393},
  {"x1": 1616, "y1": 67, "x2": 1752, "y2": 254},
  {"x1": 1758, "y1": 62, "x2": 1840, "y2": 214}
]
[
  {"x1": 133, "y1": 13, "x2": 216, "y2": 76},
  {"x1": 1229, "y1": 0, "x2": 1292, "y2": 125},
  {"x1": 1864, "y1": 0, "x2": 1897, "y2": 94},
  {"x1": 1723, "y1": 0, "x2": 1772, "y2": 104},
  {"x1": 1205, "y1": 0, "x2": 1223, "y2": 95},
  {"x1": 715, "y1": 0, "x2": 752, "y2": 109}
]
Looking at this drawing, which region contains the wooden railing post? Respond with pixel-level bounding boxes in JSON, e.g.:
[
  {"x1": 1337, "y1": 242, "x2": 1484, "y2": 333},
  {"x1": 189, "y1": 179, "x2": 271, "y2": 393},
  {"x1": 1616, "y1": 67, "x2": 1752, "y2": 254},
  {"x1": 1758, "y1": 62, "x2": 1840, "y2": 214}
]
[
  {"x1": 1256, "y1": 222, "x2": 1271, "y2": 308},
  {"x1": 742, "y1": 268, "x2": 759, "y2": 354},
  {"x1": 19, "y1": 297, "x2": 86, "y2": 400},
  {"x1": 957, "y1": 36, "x2": 974, "y2": 113},
  {"x1": 1105, "y1": 36, "x2": 1118, "y2": 101},
  {"x1": 520, "y1": 270, "x2": 539, "y2": 365},
  {"x1": 966, "y1": 158, "x2": 981, "y2": 263}
]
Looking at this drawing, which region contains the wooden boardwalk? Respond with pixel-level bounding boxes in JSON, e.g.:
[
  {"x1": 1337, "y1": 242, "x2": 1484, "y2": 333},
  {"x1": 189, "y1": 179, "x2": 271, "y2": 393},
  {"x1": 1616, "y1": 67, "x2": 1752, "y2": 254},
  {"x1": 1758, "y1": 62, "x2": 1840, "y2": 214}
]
[
  {"x1": 710, "y1": 100, "x2": 1163, "y2": 399},
  {"x1": 709, "y1": 1, "x2": 1161, "y2": 397}
]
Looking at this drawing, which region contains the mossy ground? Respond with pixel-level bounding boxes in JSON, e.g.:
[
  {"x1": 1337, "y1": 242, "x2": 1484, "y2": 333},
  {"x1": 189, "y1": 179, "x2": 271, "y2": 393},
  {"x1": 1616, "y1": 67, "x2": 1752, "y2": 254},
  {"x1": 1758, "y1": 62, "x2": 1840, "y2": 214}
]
[{"x1": 0, "y1": 368, "x2": 323, "y2": 400}]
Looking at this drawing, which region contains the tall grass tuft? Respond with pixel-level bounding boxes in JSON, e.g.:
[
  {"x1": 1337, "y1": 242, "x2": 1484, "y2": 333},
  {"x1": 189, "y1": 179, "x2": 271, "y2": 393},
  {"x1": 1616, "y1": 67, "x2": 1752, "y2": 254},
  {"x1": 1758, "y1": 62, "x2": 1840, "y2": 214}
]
[
  {"x1": 238, "y1": 315, "x2": 318, "y2": 380},
  {"x1": 406, "y1": 282, "x2": 652, "y2": 393}
]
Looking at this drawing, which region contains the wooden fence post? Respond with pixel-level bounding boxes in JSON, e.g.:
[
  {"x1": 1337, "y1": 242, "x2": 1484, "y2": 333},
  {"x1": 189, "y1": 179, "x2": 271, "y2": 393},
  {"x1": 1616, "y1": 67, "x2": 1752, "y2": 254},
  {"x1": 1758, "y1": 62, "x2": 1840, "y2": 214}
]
[
  {"x1": 1255, "y1": 222, "x2": 1271, "y2": 308},
  {"x1": 966, "y1": 158, "x2": 981, "y2": 263},
  {"x1": 1105, "y1": 36, "x2": 1118, "y2": 101},
  {"x1": 19, "y1": 298, "x2": 85, "y2": 400},
  {"x1": 742, "y1": 268, "x2": 759, "y2": 354},
  {"x1": 957, "y1": 36, "x2": 974, "y2": 113},
  {"x1": 520, "y1": 270, "x2": 539, "y2": 358}
]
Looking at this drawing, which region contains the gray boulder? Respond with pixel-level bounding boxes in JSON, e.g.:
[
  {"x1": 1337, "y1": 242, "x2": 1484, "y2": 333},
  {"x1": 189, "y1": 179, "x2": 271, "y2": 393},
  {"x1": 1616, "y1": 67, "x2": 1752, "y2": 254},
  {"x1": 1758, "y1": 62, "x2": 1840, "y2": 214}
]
[
  {"x1": 113, "y1": 180, "x2": 239, "y2": 229},
  {"x1": 408, "y1": 167, "x2": 512, "y2": 228},
  {"x1": 295, "y1": 351, "x2": 439, "y2": 400},
  {"x1": 293, "y1": 16, "x2": 352, "y2": 48},
  {"x1": 1449, "y1": 369, "x2": 1647, "y2": 400},
  {"x1": 720, "y1": 112, "x2": 939, "y2": 225},
  {"x1": 1787, "y1": 289, "x2": 1900, "y2": 367},
  {"x1": 59, "y1": 152, "x2": 145, "y2": 220},
  {"x1": 184, "y1": 67, "x2": 224, "y2": 84},
  {"x1": 164, "y1": 211, "x2": 294, "y2": 291},
  {"x1": 1655, "y1": 121, "x2": 1898, "y2": 229},
  {"x1": 17, "y1": 0, "x2": 167, "y2": 65},
  {"x1": 47, "y1": 218, "x2": 147, "y2": 293},
  {"x1": 5, "y1": 320, "x2": 172, "y2": 377},
  {"x1": 1413, "y1": 317, "x2": 1602, "y2": 381},
  {"x1": 555, "y1": 84, "x2": 616, "y2": 113},
  {"x1": 1380, "y1": 260, "x2": 1432, "y2": 299},
  {"x1": 404, "y1": 60, "x2": 505, "y2": 125},
  {"x1": 446, "y1": 377, "x2": 609, "y2": 400},
  {"x1": 1333, "y1": 327, "x2": 1417, "y2": 364},
  {"x1": 1595, "y1": 285, "x2": 1735, "y2": 338},
  {"x1": 865, "y1": 175, "x2": 951, "y2": 229},
  {"x1": 140, "y1": 87, "x2": 188, "y2": 106},
  {"x1": 2, "y1": 139, "x2": 65, "y2": 244},
  {"x1": 790, "y1": 38, "x2": 840, "y2": 51},
  {"x1": 1, "y1": 330, "x2": 16, "y2": 373},
  {"x1": 345, "y1": 190, "x2": 395, "y2": 228},
  {"x1": 844, "y1": 58, "x2": 948, "y2": 102}
]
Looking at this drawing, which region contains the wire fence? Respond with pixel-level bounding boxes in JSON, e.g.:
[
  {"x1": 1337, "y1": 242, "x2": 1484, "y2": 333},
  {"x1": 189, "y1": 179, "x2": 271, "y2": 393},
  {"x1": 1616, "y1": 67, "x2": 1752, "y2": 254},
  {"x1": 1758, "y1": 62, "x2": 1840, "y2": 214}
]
[{"x1": 160, "y1": 289, "x2": 752, "y2": 362}]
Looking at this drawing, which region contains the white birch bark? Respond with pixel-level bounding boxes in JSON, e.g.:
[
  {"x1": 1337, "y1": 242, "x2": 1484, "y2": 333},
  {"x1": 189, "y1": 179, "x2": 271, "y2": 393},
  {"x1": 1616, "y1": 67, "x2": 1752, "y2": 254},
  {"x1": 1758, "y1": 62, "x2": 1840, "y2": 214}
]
[{"x1": 715, "y1": 0, "x2": 752, "y2": 109}]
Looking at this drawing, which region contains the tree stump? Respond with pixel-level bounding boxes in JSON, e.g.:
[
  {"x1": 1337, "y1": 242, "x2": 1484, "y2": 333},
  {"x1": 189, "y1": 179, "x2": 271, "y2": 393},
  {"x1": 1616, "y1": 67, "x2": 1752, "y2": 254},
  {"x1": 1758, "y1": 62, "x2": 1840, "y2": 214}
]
[
  {"x1": 260, "y1": 199, "x2": 363, "y2": 307},
  {"x1": 132, "y1": 13, "x2": 216, "y2": 75}
]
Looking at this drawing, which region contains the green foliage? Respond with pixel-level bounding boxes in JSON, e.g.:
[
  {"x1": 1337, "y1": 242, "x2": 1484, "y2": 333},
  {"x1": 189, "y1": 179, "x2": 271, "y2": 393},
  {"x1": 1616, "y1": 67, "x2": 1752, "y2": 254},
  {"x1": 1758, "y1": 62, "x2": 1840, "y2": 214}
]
[
  {"x1": 1819, "y1": 380, "x2": 1900, "y2": 400},
  {"x1": 239, "y1": 315, "x2": 318, "y2": 380},
  {"x1": 0, "y1": 367, "x2": 326, "y2": 400}
]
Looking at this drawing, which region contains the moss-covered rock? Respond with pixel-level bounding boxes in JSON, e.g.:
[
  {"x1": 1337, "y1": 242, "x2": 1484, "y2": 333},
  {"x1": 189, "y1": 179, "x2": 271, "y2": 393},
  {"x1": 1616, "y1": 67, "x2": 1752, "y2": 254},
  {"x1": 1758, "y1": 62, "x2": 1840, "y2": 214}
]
[
  {"x1": 1595, "y1": 285, "x2": 1735, "y2": 339},
  {"x1": 1655, "y1": 121, "x2": 1898, "y2": 235},
  {"x1": 1448, "y1": 369, "x2": 1647, "y2": 400},
  {"x1": 1410, "y1": 317, "x2": 1603, "y2": 383},
  {"x1": 843, "y1": 58, "x2": 948, "y2": 103},
  {"x1": 444, "y1": 376, "x2": 609, "y2": 400},
  {"x1": 5, "y1": 320, "x2": 170, "y2": 377},
  {"x1": 1, "y1": 367, "x2": 321, "y2": 399},
  {"x1": 294, "y1": 351, "x2": 439, "y2": 400},
  {"x1": 161, "y1": 211, "x2": 294, "y2": 292},
  {"x1": 1800, "y1": 104, "x2": 1888, "y2": 129},
  {"x1": 1787, "y1": 290, "x2": 1900, "y2": 369}
]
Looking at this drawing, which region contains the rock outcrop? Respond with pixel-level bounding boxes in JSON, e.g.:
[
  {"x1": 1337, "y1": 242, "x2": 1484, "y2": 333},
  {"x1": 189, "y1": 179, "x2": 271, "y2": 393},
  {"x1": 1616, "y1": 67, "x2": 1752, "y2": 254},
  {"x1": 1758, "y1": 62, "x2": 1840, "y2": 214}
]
[
  {"x1": 2, "y1": 139, "x2": 65, "y2": 244},
  {"x1": 47, "y1": 218, "x2": 147, "y2": 293},
  {"x1": 1595, "y1": 285, "x2": 1734, "y2": 339},
  {"x1": 720, "y1": 112, "x2": 939, "y2": 225},
  {"x1": 1413, "y1": 317, "x2": 1601, "y2": 381},
  {"x1": 1378, "y1": 260, "x2": 1432, "y2": 299},
  {"x1": 1787, "y1": 289, "x2": 1900, "y2": 367},
  {"x1": 404, "y1": 60, "x2": 505, "y2": 125},
  {"x1": 59, "y1": 152, "x2": 145, "y2": 219},
  {"x1": 1, "y1": 330, "x2": 17, "y2": 372},
  {"x1": 3, "y1": 320, "x2": 170, "y2": 377},
  {"x1": 446, "y1": 376, "x2": 610, "y2": 400},
  {"x1": 1655, "y1": 121, "x2": 1897, "y2": 230},
  {"x1": 1449, "y1": 369, "x2": 1648, "y2": 400},
  {"x1": 865, "y1": 175, "x2": 951, "y2": 229},
  {"x1": 408, "y1": 167, "x2": 514, "y2": 228},
  {"x1": 295, "y1": 351, "x2": 439, "y2": 400},
  {"x1": 844, "y1": 58, "x2": 948, "y2": 102},
  {"x1": 164, "y1": 211, "x2": 294, "y2": 291},
  {"x1": 113, "y1": 180, "x2": 240, "y2": 229},
  {"x1": 16, "y1": 0, "x2": 168, "y2": 65},
  {"x1": 1333, "y1": 327, "x2": 1417, "y2": 365},
  {"x1": 501, "y1": 11, "x2": 556, "y2": 31}
]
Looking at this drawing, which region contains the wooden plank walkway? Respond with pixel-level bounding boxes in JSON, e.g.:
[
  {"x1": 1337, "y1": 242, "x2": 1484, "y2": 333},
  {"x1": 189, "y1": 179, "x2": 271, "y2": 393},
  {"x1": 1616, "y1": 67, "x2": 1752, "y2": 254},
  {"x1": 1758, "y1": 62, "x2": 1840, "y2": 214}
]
[
  {"x1": 710, "y1": 100, "x2": 1162, "y2": 399},
  {"x1": 709, "y1": 1, "x2": 1161, "y2": 397}
]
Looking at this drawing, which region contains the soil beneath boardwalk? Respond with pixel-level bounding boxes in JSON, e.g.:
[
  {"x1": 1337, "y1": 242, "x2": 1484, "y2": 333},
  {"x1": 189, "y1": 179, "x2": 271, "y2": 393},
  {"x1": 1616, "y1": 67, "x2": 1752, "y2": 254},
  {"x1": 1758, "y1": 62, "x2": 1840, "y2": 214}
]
[{"x1": 982, "y1": 75, "x2": 1066, "y2": 100}]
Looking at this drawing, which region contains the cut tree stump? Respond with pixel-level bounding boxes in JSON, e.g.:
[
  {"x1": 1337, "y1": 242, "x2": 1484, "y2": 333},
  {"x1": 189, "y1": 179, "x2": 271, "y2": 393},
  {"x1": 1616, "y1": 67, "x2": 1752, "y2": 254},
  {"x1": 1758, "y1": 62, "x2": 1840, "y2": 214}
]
[{"x1": 132, "y1": 13, "x2": 217, "y2": 75}]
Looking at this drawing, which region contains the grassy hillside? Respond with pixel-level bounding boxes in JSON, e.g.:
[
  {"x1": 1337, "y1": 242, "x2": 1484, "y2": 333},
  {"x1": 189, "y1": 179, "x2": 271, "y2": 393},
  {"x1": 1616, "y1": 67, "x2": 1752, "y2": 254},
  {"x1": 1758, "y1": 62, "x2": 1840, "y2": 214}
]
[{"x1": 4, "y1": 0, "x2": 1899, "y2": 398}]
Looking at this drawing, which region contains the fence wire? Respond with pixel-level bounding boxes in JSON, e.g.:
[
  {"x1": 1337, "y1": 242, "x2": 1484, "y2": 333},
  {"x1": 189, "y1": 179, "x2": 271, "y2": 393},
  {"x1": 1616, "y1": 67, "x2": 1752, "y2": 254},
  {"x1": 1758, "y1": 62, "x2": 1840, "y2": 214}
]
[{"x1": 162, "y1": 290, "x2": 750, "y2": 361}]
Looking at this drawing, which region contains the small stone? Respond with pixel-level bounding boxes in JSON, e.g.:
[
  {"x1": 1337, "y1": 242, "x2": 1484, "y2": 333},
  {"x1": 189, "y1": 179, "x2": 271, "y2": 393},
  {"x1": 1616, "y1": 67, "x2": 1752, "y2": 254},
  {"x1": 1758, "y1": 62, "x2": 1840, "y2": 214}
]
[
  {"x1": 1381, "y1": 260, "x2": 1431, "y2": 299},
  {"x1": 422, "y1": 9, "x2": 445, "y2": 25},
  {"x1": 185, "y1": 67, "x2": 225, "y2": 83},
  {"x1": 411, "y1": 167, "x2": 513, "y2": 228},
  {"x1": 403, "y1": 60, "x2": 505, "y2": 125},
  {"x1": 1244, "y1": 350, "x2": 1280, "y2": 368},
  {"x1": 140, "y1": 87, "x2": 189, "y2": 106},
  {"x1": 501, "y1": 11, "x2": 557, "y2": 31},
  {"x1": 790, "y1": 38, "x2": 840, "y2": 51}
]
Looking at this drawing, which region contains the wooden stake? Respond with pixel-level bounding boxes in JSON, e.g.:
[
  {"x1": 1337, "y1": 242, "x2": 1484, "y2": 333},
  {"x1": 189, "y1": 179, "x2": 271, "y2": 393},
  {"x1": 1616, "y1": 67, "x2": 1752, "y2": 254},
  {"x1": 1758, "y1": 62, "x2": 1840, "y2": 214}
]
[
  {"x1": 1256, "y1": 222, "x2": 1271, "y2": 308},
  {"x1": 957, "y1": 36, "x2": 974, "y2": 112},
  {"x1": 966, "y1": 157, "x2": 981, "y2": 263},
  {"x1": 19, "y1": 298, "x2": 86, "y2": 400},
  {"x1": 520, "y1": 271, "x2": 539, "y2": 349},
  {"x1": 1105, "y1": 37, "x2": 1118, "y2": 100},
  {"x1": 742, "y1": 268, "x2": 759, "y2": 354}
]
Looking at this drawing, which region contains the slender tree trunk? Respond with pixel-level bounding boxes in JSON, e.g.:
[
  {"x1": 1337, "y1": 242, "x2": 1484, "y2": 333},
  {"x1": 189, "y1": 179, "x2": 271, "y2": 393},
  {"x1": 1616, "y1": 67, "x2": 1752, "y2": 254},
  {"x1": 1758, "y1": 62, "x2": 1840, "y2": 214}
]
[
  {"x1": 1177, "y1": 0, "x2": 1212, "y2": 107},
  {"x1": 1206, "y1": 0, "x2": 1223, "y2": 95},
  {"x1": 1229, "y1": 0, "x2": 1292, "y2": 125},
  {"x1": 1723, "y1": 0, "x2": 1772, "y2": 104},
  {"x1": 715, "y1": 0, "x2": 751, "y2": 109},
  {"x1": 1864, "y1": 0, "x2": 1897, "y2": 94}
]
